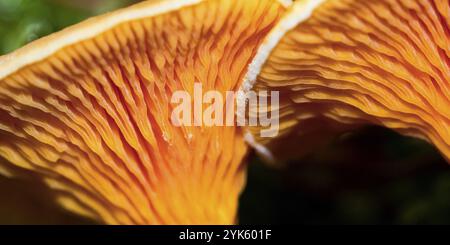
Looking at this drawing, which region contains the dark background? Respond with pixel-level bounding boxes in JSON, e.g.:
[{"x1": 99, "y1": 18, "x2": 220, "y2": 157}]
[{"x1": 1, "y1": 0, "x2": 450, "y2": 224}]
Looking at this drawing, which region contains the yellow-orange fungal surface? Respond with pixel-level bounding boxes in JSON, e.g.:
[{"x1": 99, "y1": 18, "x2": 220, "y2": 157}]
[
  {"x1": 0, "y1": 0, "x2": 287, "y2": 224},
  {"x1": 250, "y1": 0, "x2": 450, "y2": 163}
]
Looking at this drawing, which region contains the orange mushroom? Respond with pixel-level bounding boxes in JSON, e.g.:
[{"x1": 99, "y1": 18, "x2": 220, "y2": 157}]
[
  {"x1": 243, "y1": 0, "x2": 450, "y2": 165},
  {"x1": 0, "y1": 0, "x2": 290, "y2": 224},
  {"x1": 2, "y1": 0, "x2": 448, "y2": 225}
]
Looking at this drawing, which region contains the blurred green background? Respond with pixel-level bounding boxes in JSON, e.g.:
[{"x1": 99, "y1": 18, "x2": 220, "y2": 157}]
[{"x1": 1, "y1": 0, "x2": 450, "y2": 225}]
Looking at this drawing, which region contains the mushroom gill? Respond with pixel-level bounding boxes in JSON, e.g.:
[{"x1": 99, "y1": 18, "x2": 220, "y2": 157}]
[
  {"x1": 0, "y1": 0, "x2": 288, "y2": 224},
  {"x1": 245, "y1": 0, "x2": 450, "y2": 164}
]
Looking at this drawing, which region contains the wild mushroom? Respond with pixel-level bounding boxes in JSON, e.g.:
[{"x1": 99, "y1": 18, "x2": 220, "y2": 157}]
[
  {"x1": 243, "y1": 0, "x2": 450, "y2": 165},
  {"x1": 2, "y1": 0, "x2": 445, "y2": 225},
  {"x1": 0, "y1": 0, "x2": 290, "y2": 224}
]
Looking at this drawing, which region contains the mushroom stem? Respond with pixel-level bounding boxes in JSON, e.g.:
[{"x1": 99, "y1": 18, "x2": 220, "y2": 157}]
[{"x1": 0, "y1": 0, "x2": 288, "y2": 224}]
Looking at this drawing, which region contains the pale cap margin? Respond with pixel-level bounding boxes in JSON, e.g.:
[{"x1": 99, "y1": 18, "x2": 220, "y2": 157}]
[
  {"x1": 238, "y1": 0, "x2": 327, "y2": 163},
  {"x1": 0, "y1": 0, "x2": 203, "y2": 80}
]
